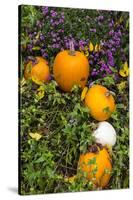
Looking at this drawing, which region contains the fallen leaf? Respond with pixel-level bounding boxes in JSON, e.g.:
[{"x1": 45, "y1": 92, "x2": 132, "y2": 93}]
[
  {"x1": 89, "y1": 42, "x2": 94, "y2": 52},
  {"x1": 85, "y1": 50, "x2": 89, "y2": 57},
  {"x1": 94, "y1": 44, "x2": 99, "y2": 52},
  {"x1": 119, "y1": 61, "x2": 129, "y2": 77},
  {"x1": 81, "y1": 87, "x2": 88, "y2": 101},
  {"x1": 64, "y1": 175, "x2": 76, "y2": 184},
  {"x1": 29, "y1": 132, "x2": 42, "y2": 141},
  {"x1": 31, "y1": 76, "x2": 43, "y2": 85},
  {"x1": 117, "y1": 81, "x2": 127, "y2": 91}
]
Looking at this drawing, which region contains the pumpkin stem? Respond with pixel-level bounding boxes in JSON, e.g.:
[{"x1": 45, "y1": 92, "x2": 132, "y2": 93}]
[
  {"x1": 105, "y1": 91, "x2": 110, "y2": 97},
  {"x1": 69, "y1": 40, "x2": 76, "y2": 56},
  {"x1": 110, "y1": 91, "x2": 116, "y2": 96},
  {"x1": 105, "y1": 91, "x2": 116, "y2": 97}
]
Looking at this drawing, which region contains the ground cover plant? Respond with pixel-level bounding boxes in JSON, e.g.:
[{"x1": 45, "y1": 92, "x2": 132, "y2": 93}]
[{"x1": 19, "y1": 5, "x2": 129, "y2": 195}]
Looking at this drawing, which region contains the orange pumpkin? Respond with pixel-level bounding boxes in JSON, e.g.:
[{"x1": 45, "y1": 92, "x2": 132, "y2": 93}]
[
  {"x1": 78, "y1": 146, "x2": 112, "y2": 188},
  {"x1": 24, "y1": 57, "x2": 50, "y2": 84},
  {"x1": 53, "y1": 41, "x2": 90, "y2": 92},
  {"x1": 85, "y1": 84, "x2": 115, "y2": 121}
]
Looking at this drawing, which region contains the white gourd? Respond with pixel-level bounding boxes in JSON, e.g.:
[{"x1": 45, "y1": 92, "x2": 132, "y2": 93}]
[{"x1": 93, "y1": 121, "x2": 116, "y2": 146}]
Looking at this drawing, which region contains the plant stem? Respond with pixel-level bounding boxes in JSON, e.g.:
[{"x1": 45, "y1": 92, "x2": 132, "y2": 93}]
[{"x1": 69, "y1": 40, "x2": 76, "y2": 56}]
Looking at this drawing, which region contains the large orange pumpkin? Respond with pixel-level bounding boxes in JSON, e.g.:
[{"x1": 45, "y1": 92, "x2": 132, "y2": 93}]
[
  {"x1": 24, "y1": 57, "x2": 50, "y2": 84},
  {"x1": 78, "y1": 146, "x2": 112, "y2": 188},
  {"x1": 53, "y1": 42, "x2": 89, "y2": 92},
  {"x1": 85, "y1": 84, "x2": 115, "y2": 121}
]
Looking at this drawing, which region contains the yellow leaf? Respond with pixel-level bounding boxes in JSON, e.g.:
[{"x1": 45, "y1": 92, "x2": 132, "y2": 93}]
[
  {"x1": 35, "y1": 31, "x2": 41, "y2": 40},
  {"x1": 35, "y1": 86, "x2": 45, "y2": 100},
  {"x1": 20, "y1": 77, "x2": 26, "y2": 86},
  {"x1": 85, "y1": 50, "x2": 89, "y2": 57},
  {"x1": 81, "y1": 87, "x2": 88, "y2": 101},
  {"x1": 64, "y1": 175, "x2": 76, "y2": 184},
  {"x1": 117, "y1": 81, "x2": 126, "y2": 91},
  {"x1": 31, "y1": 76, "x2": 43, "y2": 85},
  {"x1": 123, "y1": 61, "x2": 129, "y2": 71},
  {"x1": 37, "y1": 91, "x2": 45, "y2": 99},
  {"x1": 94, "y1": 44, "x2": 99, "y2": 52},
  {"x1": 119, "y1": 61, "x2": 129, "y2": 77},
  {"x1": 119, "y1": 16, "x2": 123, "y2": 24},
  {"x1": 84, "y1": 46, "x2": 88, "y2": 51},
  {"x1": 37, "y1": 85, "x2": 45, "y2": 91},
  {"x1": 89, "y1": 42, "x2": 94, "y2": 52},
  {"x1": 29, "y1": 132, "x2": 42, "y2": 141},
  {"x1": 98, "y1": 44, "x2": 101, "y2": 51}
]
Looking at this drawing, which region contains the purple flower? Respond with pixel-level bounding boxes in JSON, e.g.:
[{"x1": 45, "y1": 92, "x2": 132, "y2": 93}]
[
  {"x1": 50, "y1": 19, "x2": 54, "y2": 23},
  {"x1": 108, "y1": 39, "x2": 115, "y2": 45},
  {"x1": 109, "y1": 20, "x2": 114, "y2": 27},
  {"x1": 27, "y1": 44, "x2": 33, "y2": 52},
  {"x1": 40, "y1": 34, "x2": 45, "y2": 41},
  {"x1": 52, "y1": 38, "x2": 56, "y2": 42},
  {"x1": 65, "y1": 41, "x2": 69, "y2": 49},
  {"x1": 52, "y1": 43, "x2": 60, "y2": 48},
  {"x1": 89, "y1": 60, "x2": 93, "y2": 65},
  {"x1": 36, "y1": 20, "x2": 42, "y2": 28},
  {"x1": 108, "y1": 59, "x2": 114, "y2": 67},
  {"x1": 115, "y1": 40, "x2": 120, "y2": 46},
  {"x1": 107, "y1": 50, "x2": 112, "y2": 57},
  {"x1": 51, "y1": 32, "x2": 57, "y2": 37},
  {"x1": 51, "y1": 11, "x2": 57, "y2": 17},
  {"x1": 91, "y1": 70, "x2": 99, "y2": 76},
  {"x1": 59, "y1": 18, "x2": 64, "y2": 23},
  {"x1": 58, "y1": 29, "x2": 64, "y2": 33},
  {"x1": 42, "y1": 52, "x2": 48, "y2": 58},
  {"x1": 109, "y1": 30, "x2": 114, "y2": 36},
  {"x1": 97, "y1": 15, "x2": 104, "y2": 21},
  {"x1": 111, "y1": 47, "x2": 116, "y2": 53},
  {"x1": 42, "y1": 6, "x2": 49, "y2": 15},
  {"x1": 101, "y1": 63, "x2": 108, "y2": 70},
  {"x1": 90, "y1": 28, "x2": 96, "y2": 32}
]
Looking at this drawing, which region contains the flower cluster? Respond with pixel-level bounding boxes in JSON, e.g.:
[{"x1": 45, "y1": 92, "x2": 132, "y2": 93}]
[{"x1": 21, "y1": 6, "x2": 129, "y2": 81}]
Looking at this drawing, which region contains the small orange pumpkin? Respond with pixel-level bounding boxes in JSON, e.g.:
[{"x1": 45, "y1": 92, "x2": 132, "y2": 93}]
[
  {"x1": 78, "y1": 146, "x2": 112, "y2": 188},
  {"x1": 53, "y1": 41, "x2": 90, "y2": 92},
  {"x1": 85, "y1": 84, "x2": 115, "y2": 121},
  {"x1": 24, "y1": 57, "x2": 50, "y2": 84}
]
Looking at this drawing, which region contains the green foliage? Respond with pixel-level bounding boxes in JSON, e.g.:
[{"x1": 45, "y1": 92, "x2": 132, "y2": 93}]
[
  {"x1": 20, "y1": 81, "x2": 96, "y2": 194},
  {"x1": 19, "y1": 5, "x2": 129, "y2": 195}
]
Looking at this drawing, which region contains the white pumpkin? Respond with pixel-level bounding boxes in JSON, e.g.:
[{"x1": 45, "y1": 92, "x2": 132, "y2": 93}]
[{"x1": 93, "y1": 121, "x2": 116, "y2": 146}]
